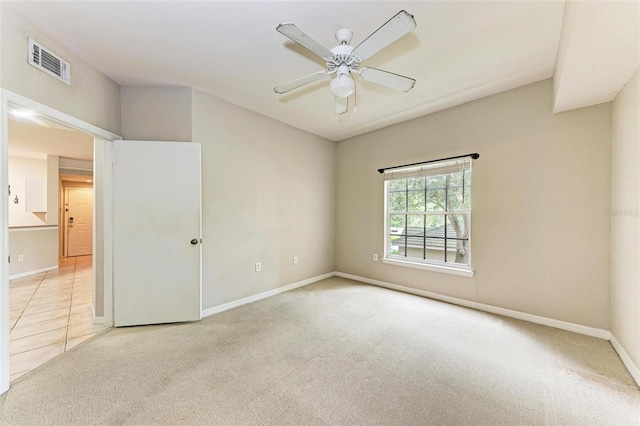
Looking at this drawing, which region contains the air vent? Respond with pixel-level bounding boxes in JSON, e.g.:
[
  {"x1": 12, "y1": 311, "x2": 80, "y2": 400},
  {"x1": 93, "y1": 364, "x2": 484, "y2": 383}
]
[{"x1": 28, "y1": 38, "x2": 71, "y2": 85}]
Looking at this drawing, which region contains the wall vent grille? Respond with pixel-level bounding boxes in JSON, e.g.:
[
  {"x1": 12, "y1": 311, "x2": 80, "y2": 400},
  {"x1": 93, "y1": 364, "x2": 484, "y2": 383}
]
[{"x1": 28, "y1": 38, "x2": 71, "y2": 85}]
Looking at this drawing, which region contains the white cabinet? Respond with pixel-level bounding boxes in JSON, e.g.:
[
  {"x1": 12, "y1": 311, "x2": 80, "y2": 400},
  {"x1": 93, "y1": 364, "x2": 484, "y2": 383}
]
[{"x1": 25, "y1": 178, "x2": 47, "y2": 212}]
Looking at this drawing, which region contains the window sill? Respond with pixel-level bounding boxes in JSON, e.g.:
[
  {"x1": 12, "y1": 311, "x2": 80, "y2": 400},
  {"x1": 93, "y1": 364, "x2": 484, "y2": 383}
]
[{"x1": 382, "y1": 258, "x2": 475, "y2": 277}]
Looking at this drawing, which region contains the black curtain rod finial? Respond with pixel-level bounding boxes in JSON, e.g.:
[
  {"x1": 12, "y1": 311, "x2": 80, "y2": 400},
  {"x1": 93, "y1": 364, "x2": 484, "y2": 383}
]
[{"x1": 378, "y1": 152, "x2": 480, "y2": 174}]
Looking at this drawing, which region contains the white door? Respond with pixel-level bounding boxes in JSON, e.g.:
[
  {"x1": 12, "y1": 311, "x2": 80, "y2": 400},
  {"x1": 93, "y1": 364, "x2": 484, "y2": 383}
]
[
  {"x1": 112, "y1": 140, "x2": 201, "y2": 327},
  {"x1": 67, "y1": 188, "x2": 93, "y2": 257}
]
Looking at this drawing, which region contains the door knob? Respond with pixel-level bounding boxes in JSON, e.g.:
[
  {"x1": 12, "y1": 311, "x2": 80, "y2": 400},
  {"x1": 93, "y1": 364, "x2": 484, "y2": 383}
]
[{"x1": 190, "y1": 239, "x2": 199, "y2": 245}]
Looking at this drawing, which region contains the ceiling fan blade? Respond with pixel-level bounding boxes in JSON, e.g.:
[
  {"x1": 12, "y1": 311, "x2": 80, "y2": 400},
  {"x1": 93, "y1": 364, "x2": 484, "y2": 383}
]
[
  {"x1": 359, "y1": 67, "x2": 415, "y2": 92},
  {"x1": 335, "y1": 96, "x2": 348, "y2": 115},
  {"x1": 274, "y1": 71, "x2": 328, "y2": 94},
  {"x1": 276, "y1": 23, "x2": 333, "y2": 59},
  {"x1": 352, "y1": 10, "x2": 416, "y2": 61}
]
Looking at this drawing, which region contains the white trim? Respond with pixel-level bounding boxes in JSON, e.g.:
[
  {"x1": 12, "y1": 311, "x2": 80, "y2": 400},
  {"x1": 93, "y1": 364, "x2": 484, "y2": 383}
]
[
  {"x1": 1, "y1": 90, "x2": 11, "y2": 395},
  {"x1": 202, "y1": 272, "x2": 335, "y2": 318},
  {"x1": 1, "y1": 90, "x2": 119, "y2": 141},
  {"x1": 336, "y1": 271, "x2": 478, "y2": 309},
  {"x1": 9, "y1": 265, "x2": 57, "y2": 281},
  {"x1": 610, "y1": 334, "x2": 640, "y2": 387},
  {"x1": 335, "y1": 272, "x2": 610, "y2": 340},
  {"x1": 476, "y1": 302, "x2": 610, "y2": 340},
  {"x1": 382, "y1": 257, "x2": 475, "y2": 277},
  {"x1": 91, "y1": 303, "x2": 104, "y2": 325},
  {"x1": 95, "y1": 137, "x2": 115, "y2": 327}
]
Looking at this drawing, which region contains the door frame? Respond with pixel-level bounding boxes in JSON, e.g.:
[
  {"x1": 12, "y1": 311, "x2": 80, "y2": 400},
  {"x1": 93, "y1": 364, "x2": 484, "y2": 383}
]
[{"x1": 0, "y1": 89, "x2": 120, "y2": 394}]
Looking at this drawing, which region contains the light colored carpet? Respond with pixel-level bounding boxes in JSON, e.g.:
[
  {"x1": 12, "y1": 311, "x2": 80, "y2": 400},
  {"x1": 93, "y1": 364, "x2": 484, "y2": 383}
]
[{"x1": 0, "y1": 277, "x2": 638, "y2": 425}]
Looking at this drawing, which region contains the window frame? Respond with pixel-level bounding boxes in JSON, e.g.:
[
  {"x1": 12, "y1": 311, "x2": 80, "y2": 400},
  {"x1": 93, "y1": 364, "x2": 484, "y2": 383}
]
[{"x1": 382, "y1": 158, "x2": 474, "y2": 277}]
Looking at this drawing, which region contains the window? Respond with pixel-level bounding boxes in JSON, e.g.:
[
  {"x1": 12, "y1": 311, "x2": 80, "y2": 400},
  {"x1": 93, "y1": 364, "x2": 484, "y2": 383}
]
[{"x1": 383, "y1": 157, "x2": 472, "y2": 274}]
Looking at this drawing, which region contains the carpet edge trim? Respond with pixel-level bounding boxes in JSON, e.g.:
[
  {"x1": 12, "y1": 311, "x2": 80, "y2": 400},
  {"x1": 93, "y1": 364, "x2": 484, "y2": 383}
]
[
  {"x1": 335, "y1": 271, "x2": 611, "y2": 340},
  {"x1": 201, "y1": 272, "x2": 336, "y2": 317},
  {"x1": 610, "y1": 334, "x2": 640, "y2": 387}
]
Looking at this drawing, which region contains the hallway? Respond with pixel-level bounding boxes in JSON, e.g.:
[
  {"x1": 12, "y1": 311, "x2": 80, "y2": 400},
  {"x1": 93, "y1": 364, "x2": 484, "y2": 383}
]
[{"x1": 8, "y1": 256, "x2": 104, "y2": 381}]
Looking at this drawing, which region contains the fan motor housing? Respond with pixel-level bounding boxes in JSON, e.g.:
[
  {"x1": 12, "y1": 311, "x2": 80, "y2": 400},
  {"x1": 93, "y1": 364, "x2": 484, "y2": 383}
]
[{"x1": 327, "y1": 44, "x2": 361, "y2": 73}]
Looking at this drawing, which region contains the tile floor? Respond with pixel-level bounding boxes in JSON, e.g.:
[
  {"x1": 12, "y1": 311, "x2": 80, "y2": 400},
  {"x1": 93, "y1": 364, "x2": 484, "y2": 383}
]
[{"x1": 9, "y1": 255, "x2": 104, "y2": 382}]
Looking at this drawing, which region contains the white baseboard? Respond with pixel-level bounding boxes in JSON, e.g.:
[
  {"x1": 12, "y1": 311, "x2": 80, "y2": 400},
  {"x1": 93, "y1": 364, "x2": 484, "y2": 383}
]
[
  {"x1": 90, "y1": 304, "x2": 104, "y2": 325},
  {"x1": 477, "y1": 302, "x2": 610, "y2": 339},
  {"x1": 9, "y1": 265, "x2": 58, "y2": 281},
  {"x1": 610, "y1": 334, "x2": 640, "y2": 387},
  {"x1": 201, "y1": 272, "x2": 335, "y2": 318},
  {"x1": 335, "y1": 272, "x2": 611, "y2": 340}
]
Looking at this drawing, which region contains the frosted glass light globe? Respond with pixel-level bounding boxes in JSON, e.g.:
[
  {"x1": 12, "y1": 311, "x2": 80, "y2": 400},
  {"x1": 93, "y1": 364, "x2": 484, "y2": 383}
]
[{"x1": 330, "y1": 75, "x2": 355, "y2": 98}]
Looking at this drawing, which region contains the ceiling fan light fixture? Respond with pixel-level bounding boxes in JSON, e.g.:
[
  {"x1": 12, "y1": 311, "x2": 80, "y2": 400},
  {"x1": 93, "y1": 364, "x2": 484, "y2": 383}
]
[
  {"x1": 273, "y1": 10, "x2": 417, "y2": 112},
  {"x1": 330, "y1": 74, "x2": 355, "y2": 98}
]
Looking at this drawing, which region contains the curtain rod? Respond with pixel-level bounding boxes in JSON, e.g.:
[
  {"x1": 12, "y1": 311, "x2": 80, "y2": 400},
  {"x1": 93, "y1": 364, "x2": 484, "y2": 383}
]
[{"x1": 377, "y1": 153, "x2": 480, "y2": 174}]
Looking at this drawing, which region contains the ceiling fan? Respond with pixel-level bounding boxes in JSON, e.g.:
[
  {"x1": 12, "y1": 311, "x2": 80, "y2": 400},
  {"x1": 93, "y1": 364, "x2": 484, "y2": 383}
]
[{"x1": 273, "y1": 10, "x2": 417, "y2": 115}]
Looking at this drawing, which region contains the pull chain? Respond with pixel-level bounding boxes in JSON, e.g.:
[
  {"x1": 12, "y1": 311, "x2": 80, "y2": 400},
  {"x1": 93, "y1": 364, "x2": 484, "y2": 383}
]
[{"x1": 354, "y1": 80, "x2": 358, "y2": 113}]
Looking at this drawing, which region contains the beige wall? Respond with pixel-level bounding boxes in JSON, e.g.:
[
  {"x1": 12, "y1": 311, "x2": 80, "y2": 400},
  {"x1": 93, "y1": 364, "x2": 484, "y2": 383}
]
[
  {"x1": 9, "y1": 228, "x2": 57, "y2": 277},
  {"x1": 7, "y1": 154, "x2": 59, "y2": 279},
  {"x1": 611, "y1": 69, "x2": 640, "y2": 367},
  {"x1": 336, "y1": 79, "x2": 612, "y2": 329},
  {"x1": 120, "y1": 87, "x2": 336, "y2": 310},
  {"x1": 121, "y1": 87, "x2": 192, "y2": 141},
  {"x1": 192, "y1": 89, "x2": 336, "y2": 308},
  {"x1": 0, "y1": 6, "x2": 121, "y2": 135}
]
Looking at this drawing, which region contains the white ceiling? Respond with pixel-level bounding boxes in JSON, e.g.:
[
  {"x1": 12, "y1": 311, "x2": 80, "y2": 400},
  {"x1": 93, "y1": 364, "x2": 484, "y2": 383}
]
[
  {"x1": 3, "y1": 1, "x2": 638, "y2": 142},
  {"x1": 8, "y1": 116, "x2": 94, "y2": 161}
]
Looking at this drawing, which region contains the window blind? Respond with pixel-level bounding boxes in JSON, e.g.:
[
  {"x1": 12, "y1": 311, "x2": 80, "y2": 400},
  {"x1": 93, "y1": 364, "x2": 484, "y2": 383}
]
[
  {"x1": 382, "y1": 157, "x2": 472, "y2": 181},
  {"x1": 378, "y1": 152, "x2": 479, "y2": 179}
]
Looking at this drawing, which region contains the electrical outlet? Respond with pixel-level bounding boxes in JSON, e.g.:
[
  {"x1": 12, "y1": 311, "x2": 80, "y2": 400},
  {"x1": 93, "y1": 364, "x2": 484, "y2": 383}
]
[
  {"x1": 293, "y1": 256, "x2": 298, "y2": 265},
  {"x1": 255, "y1": 262, "x2": 262, "y2": 272},
  {"x1": 18, "y1": 255, "x2": 24, "y2": 262},
  {"x1": 373, "y1": 253, "x2": 378, "y2": 262}
]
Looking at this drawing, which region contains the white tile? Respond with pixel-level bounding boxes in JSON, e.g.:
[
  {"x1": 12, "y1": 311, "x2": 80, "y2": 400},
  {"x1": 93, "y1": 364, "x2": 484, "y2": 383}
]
[
  {"x1": 10, "y1": 316, "x2": 69, "y2": 340},
  {"x1": 17, "y1": 307, "x2": 70, "y2": 327},
  {"x1": 9, "y1": 255, "x2": 95, "y2": 375},
  {"x1": 10, "y1": 327, "x2": 67, "y2": 355},
  {"x1": 10, "y1": 343, "x2": 64, "y2": 375},
  {"x1": 68, "y1": 311, "x2": 94, "y2": 326},
  {"x1": 71, "y1": 302, "x2": 93, "y2": 315}
]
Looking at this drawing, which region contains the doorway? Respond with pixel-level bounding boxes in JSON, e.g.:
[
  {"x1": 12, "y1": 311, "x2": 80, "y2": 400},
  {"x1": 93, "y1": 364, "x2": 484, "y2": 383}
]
[
  {"x1": 1, "y1": 90, "x2": 202, "y2": 394},
  {"x1": 1, "y1": 89, "x2": 121, "y2": 394},
  {"x1": 6, "y1": 106, "x2": 101, "y2": 381}
]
